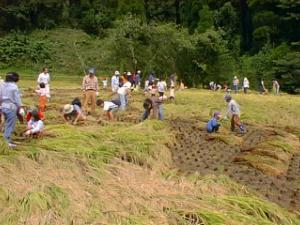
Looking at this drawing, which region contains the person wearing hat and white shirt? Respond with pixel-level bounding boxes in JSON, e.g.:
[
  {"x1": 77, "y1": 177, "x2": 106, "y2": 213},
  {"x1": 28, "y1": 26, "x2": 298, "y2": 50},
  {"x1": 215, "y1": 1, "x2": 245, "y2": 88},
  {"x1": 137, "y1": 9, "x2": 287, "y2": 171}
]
[
  {"x1": 111, "y1": 71, "x2": 120, "y2": 93},
  {"x1": 37, "y1": 67, "x2": 51, "y2": 99},
  {"x1": 61, "y1": 104, "x2": 86, "y2": 125},
  {"x1": 82, "y1": 68, "x2": 99, "y2": 115}
]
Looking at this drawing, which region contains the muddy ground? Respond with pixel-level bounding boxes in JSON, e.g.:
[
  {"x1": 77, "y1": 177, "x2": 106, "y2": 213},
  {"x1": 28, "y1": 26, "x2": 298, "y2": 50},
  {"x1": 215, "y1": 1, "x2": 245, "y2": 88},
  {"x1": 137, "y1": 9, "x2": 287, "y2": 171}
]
[{"x1": 170, "y1": 119, "x2": 300, "y2": 211}]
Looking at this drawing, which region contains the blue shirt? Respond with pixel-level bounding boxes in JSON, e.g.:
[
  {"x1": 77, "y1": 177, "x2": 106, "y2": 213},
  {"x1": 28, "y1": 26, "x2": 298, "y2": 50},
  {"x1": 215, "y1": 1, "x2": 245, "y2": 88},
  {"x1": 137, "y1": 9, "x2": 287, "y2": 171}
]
[
  {"x1": 206, "y1": 118, "x2": 219, "y2": 132},
  {"x1": 0, "y1": 82, "x2": 22, "y2": 111}
]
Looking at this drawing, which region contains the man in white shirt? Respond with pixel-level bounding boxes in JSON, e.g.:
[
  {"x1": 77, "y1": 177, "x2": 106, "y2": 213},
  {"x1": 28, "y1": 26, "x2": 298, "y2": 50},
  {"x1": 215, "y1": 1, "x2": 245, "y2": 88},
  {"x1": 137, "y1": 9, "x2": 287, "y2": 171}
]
[{"x1": 37, "y1": 67, "x2": 51, "y2": 99}]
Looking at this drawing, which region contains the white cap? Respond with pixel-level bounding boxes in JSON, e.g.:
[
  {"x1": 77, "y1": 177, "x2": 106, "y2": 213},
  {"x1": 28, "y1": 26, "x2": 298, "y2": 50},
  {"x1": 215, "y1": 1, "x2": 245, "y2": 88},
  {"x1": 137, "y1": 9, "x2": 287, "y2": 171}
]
[
  {"x1": 127, "y1": 72, "x2": 132, "y2": 76},
  {"x1": 137, "y1": 70, "x2": 141, "y2": 74},
  {"x1": 115, "y1": 71, "x2": 120, "y2": 75}
]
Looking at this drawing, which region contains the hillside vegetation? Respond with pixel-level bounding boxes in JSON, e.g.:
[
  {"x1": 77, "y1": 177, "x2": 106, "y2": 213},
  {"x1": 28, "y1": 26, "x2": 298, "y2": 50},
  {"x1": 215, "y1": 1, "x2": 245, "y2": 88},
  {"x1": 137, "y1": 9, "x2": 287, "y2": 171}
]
[{"x1": 1, "y1": 0, "x2": 300, "y2": 92}]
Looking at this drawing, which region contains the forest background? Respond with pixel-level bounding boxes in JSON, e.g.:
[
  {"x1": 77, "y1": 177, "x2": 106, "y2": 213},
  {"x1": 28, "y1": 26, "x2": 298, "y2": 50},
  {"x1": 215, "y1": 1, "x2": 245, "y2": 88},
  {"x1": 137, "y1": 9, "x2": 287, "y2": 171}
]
[{"x1": 0, "y1": 0, "x2": 299, "y2": 93}]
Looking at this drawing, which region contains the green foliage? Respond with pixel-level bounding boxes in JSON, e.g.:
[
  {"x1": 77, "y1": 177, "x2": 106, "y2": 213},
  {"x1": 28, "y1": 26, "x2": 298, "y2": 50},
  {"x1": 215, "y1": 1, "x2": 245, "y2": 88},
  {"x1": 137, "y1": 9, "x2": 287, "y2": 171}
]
[
  {"x1": 0, "y1": 33, "x2": 54, "y2": 67},
  {"x1": 0, "y1": 0, "x2": 299, "y2": 91}
]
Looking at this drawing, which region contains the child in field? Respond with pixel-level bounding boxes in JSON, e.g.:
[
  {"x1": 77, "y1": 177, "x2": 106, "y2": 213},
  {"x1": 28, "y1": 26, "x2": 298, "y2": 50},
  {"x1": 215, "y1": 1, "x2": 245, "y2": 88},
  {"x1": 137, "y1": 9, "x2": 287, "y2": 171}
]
[
  {"x1": 206, "y1": 112, "x2": 221, "y2": 133},
  {"x1": 224, "y1": 95, "x2": 245, "y2": 134},
  {"x1": 96, "y1": 99, "x2": 120, "y2": 120},
  {"x1": 35, "y1": 82, "x2": 47, "y2": 115},
  {"x1": 26, "y1": 107, "x2": 44, "y2": 122},
  {"x1": 61, "y1": 103, "x2": 86, "y2": 125},
  {"x1": 102, "y1": 77, "x2": 108, "y2": 90},
  {"x1": 24, "y1": 109, "x2": 44, "y2": 137}
]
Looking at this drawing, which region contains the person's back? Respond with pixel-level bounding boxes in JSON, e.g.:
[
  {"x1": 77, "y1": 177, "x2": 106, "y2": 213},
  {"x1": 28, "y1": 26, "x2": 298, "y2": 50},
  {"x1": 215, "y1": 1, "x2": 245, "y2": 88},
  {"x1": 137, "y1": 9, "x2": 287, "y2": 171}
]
[
  {"x1": 228, "y1": 99, "x2": 240, "y2": 116},
  {"x1": 1, "y1": 81, "x2": 21, "y2": 110}
]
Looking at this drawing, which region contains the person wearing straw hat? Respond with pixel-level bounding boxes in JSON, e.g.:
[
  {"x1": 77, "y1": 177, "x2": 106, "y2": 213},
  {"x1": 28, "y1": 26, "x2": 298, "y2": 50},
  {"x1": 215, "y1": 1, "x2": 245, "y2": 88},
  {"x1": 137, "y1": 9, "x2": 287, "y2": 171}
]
[
  {"x1": 82, "y1": 68, "x2": 99, "y2": 115},
  {"x1": 61, "y1": 104, "x2": 86, "y2": 125}
]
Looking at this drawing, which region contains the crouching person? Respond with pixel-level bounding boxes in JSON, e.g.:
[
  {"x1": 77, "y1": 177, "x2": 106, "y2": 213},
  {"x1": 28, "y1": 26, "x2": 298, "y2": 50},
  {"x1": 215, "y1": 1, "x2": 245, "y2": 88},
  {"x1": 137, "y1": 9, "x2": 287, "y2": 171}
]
[
  {"x1": 141, "y1": 97, "x2": 164, "y2": 121},
  {"x1": 96, "y1": 99, "x2": 120, "y2": 120},
  {"x1": 24, "y1": 110, "x2": 44, "y2": 137},
  {"x1": 206, "y1": 112, "x2": 221, "y2": 133},
  {"x1": 62, "y1": 104, "x2": 86, "y2": 125}
]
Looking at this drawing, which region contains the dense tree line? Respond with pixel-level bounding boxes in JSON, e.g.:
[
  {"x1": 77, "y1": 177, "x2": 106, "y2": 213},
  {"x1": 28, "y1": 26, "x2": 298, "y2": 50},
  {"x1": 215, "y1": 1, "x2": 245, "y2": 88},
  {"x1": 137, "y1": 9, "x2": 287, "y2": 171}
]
[{"x1": 0, "y1": 0, "x2": 299, "y2": 92}]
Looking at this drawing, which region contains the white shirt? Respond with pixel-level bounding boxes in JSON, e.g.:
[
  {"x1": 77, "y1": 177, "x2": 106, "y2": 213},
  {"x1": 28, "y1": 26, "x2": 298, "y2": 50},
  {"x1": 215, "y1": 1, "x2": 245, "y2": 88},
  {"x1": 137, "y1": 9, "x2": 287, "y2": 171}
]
[
  {"x1": 37, "y1": 72, "x2": 50, "y2": 85},
  {"x1": 243, "y1": 79, "x2": 249, "y2": 88},
  {"x1": 117, "y1": 81, "x2": 131, "y2": 95},
  {"x1": 103, "y1": 101, "x2": 118, "y2": 111},
  {"x1": 227, "y1": 99, "x2": 240, "y2": 116},
  {"x1": 36, "y1": 88, "x2": 47, "y2": 96},
  {"x1": 157, "y1": 81, "x2": 167, "y2": 92}
]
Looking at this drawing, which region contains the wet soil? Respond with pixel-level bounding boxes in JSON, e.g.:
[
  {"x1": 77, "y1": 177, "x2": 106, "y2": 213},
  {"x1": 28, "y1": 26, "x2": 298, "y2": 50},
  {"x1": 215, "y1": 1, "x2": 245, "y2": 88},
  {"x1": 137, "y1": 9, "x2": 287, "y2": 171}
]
[{"x1": 170, "y1": 119, "x2": 300, "y2": 211}]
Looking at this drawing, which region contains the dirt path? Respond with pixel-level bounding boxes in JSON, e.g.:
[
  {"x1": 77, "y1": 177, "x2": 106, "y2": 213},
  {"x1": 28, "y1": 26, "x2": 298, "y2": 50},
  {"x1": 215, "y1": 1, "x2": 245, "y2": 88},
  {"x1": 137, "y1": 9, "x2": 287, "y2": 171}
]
[{"x1": 170, "y1": 119, "x2": 300, "y2": 211}]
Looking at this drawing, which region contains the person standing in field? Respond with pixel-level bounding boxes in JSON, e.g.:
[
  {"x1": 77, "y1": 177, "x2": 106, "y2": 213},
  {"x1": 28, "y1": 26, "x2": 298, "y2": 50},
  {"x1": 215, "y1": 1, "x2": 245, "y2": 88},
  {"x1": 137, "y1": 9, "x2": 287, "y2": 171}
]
[
  {"x1": 273, "y1": 80, "x2": 280, "y2": 95},
  {"x1": 243, "y1": 77, "x2": 250, "y2": 94},
  {"x1": 117, "y1": 75, "x2": 131, "y2": 111},
  {"x1": 82, "y1": 68, "x2": 99, "y2": 115},
  {"x1": 37, "y1": 67, "x2": 51, "y2": 100},
  {"x1": 102, "y1": 77, "x2": 108, "y2": 90},
  {"x1": 0, "y1": 72, "x2": 23, "y2": 148},
  {"x1": 157, "y1": 78, "x2": 167, "y2": 97},
  {"x1": 135, "y1": 70, "x2": 141, "y2": 90},
  {"x1": 111, "y1": 71, "x2": 120, "y2": 93},
  {"x1": 233, "y1": 76, "x2": 239, "y2": 93},
  {"x1": 35, "y1": 82, "x2": 47, "y2": 117},
  {"x1": 259, "y1": 78, "x2": 266, "y2": 94},
  {"x1": 224, "y1": 95, "x2": 245, "y2": 134}
]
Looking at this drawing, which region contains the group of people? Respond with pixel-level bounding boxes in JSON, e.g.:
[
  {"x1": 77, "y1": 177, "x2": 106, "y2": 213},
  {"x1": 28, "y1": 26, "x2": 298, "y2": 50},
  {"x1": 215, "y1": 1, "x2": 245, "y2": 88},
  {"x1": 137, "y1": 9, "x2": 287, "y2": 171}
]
[
  {"x1": 0, "y1": 66, "x2": 262, "y2": 149},
  {"x1": 61, "y1": 69, "x2": 175, "y2": 126},
  {"x1": 0, "y1": 69, "x2": 50, "y2": 148},
  {"x1": 210, "y1": 76, "x2": 281, "y2": 95}
]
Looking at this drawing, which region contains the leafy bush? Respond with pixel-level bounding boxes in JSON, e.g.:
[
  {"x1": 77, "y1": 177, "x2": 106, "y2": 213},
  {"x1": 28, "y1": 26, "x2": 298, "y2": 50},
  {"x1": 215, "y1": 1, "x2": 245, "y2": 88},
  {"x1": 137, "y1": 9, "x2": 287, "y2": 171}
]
[{"x1": 0, "y1": 33, "x2": 54, "y2": 66}]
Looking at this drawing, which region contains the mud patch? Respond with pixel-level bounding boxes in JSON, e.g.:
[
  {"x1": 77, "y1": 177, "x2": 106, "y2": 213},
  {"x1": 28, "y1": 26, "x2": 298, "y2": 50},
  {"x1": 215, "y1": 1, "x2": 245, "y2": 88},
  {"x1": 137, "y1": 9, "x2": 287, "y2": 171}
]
[{"x1": 170, "y1": 119, "x2": 300, "y2": 211}]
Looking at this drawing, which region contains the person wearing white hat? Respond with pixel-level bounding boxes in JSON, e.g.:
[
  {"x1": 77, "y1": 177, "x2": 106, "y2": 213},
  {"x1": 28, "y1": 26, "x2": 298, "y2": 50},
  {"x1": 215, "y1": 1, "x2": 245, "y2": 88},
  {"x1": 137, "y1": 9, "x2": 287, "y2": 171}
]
[
  {"x1": 111, "y1": 71, "x2": 120, "y2": 93},
  {"x1": 61, "y1": 103, "x2": 86, "y2": 125}
]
